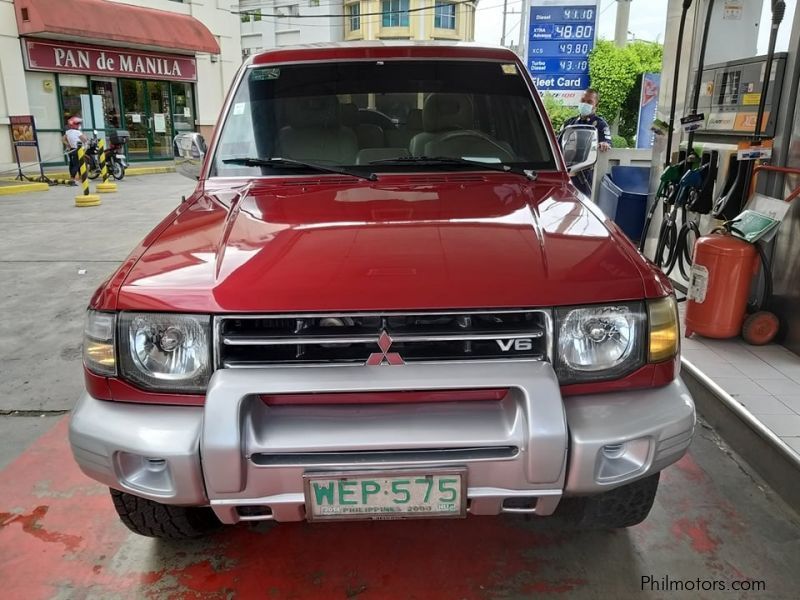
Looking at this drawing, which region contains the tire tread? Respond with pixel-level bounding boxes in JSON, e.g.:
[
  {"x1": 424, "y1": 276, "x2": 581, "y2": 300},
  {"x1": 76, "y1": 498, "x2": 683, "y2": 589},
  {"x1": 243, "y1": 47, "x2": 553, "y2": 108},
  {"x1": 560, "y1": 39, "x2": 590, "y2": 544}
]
[{"x1": 110, "y1": 488, "x2": 220, "y2": 539}]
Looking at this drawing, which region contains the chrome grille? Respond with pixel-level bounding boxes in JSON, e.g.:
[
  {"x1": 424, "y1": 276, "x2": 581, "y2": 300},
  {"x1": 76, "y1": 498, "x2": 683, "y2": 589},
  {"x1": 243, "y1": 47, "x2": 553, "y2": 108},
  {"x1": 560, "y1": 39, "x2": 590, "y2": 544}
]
[{"x1": 215, "y1": 310, "x2": 550, "y2": 368}]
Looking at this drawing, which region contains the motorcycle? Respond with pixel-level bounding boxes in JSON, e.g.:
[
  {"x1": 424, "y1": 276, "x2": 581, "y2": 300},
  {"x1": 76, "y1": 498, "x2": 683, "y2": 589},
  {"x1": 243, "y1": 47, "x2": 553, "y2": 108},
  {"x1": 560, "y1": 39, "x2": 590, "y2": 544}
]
[{"x1": 84, "y1": 130, "x2": 128, "y2": 180}]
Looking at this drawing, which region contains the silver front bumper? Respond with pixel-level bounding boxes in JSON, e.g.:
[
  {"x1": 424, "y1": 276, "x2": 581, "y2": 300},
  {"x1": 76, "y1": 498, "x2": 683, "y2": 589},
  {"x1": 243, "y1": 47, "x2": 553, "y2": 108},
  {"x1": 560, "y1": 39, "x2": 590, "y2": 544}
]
[{"x1": 69, "y1": 361, "x2": 695, "y2": 524}]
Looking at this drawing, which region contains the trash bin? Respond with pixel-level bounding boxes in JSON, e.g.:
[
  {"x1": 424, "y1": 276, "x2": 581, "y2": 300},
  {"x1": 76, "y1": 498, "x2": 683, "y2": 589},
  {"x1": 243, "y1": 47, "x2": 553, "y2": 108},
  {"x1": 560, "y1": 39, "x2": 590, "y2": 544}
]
[{"x1": 596, "y1": 166, "x2": 651, "y2": 241}]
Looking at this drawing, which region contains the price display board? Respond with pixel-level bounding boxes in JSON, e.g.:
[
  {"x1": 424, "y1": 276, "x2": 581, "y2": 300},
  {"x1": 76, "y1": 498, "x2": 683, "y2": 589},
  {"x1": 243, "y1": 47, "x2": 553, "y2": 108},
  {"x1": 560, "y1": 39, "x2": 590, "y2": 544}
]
[{"x1": 527, "y1": 1, "x2": 598, "y2": 94}]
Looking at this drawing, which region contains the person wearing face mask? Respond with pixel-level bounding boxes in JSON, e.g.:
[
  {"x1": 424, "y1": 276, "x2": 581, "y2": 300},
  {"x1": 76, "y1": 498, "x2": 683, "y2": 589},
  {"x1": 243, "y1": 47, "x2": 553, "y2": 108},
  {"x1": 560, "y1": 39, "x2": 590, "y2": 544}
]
[
  {"x1": 63, "y1": 116, "x2": 88, "y2": 186},
  {"x1": 559, "y1": 89, "x2": 611, "y2": 197}
]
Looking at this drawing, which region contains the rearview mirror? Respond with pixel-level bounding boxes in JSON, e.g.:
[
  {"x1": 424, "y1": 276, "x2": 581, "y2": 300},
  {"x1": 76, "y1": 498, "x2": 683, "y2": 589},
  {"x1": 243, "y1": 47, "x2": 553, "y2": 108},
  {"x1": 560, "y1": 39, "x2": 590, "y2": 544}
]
[
  {"x1": 174, "y1": 132, "x2": 207, "y2": 181},
  {"x1": 560, "y1": 124, "x2": 598, "y2": 178}
]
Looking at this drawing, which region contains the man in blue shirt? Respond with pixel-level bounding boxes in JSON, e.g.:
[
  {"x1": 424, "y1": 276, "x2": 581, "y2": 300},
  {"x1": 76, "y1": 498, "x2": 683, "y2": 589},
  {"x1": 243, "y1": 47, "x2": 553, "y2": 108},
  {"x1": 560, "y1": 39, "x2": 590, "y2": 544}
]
[{"x1": 560, "y1": 89, "x2": 611, "y2": 197}]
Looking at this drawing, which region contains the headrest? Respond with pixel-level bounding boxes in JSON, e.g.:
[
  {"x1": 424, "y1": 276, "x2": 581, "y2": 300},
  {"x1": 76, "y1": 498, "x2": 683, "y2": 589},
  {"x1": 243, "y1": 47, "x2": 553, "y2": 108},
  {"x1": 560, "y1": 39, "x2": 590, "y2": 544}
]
[
  {"x1": 407, "y1": 108, "x2": 423, "y2": 131},
  {"x1": 340, "y1": 103, "x2": 359, "y2": 127},
  {"x1": 285, "y1": 96, "x2": 339, "y2": 129},
  {"x1": 423, "y1": 94, "x2": 474, "y2": 132}
]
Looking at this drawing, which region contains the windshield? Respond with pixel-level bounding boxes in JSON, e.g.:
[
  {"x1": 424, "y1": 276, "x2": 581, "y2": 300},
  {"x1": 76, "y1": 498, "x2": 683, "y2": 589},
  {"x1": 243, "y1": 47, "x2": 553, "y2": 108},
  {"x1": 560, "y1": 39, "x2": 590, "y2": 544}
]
[{"x1": 212, "y1": 59, "x2": 556, "y2": 177}]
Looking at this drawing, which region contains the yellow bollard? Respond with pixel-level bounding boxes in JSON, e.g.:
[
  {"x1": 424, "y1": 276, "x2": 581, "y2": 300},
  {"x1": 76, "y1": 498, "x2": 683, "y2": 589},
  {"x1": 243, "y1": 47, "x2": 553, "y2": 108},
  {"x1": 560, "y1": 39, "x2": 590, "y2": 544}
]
[
  {"x1": 74, "y1": 146, "x2": 101, "y2": 207},
  {"x1": 96, "y1": 137, "x2": 117, "y2": 193}
]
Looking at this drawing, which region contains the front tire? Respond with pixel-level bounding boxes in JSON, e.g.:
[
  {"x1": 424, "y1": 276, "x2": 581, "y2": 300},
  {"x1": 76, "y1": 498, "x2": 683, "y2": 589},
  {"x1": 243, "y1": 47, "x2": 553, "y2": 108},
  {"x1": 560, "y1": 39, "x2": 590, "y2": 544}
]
[
  {"x1": 110, "y1": 488, "x2": 221, "y2": 539},
  {"x1": 111, "y1": 161, "x2": 125, "y2": 180},
  {"x1": 557, "y1": 473, "x2": 660, "y2": 529}
]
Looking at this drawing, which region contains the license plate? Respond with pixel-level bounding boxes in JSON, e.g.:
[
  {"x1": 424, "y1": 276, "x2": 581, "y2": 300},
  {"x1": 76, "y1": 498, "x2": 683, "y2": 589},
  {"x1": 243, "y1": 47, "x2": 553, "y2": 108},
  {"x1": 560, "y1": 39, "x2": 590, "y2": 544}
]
[{"x1": 303, "y1": 469, "x2": 466, "y2": 521}]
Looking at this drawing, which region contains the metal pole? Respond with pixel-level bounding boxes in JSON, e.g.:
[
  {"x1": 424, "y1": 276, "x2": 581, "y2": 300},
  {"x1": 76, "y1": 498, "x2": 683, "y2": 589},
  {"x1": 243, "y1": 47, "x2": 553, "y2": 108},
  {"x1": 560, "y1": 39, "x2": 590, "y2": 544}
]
[
  {"x1": 96, "y1": 137, "x2": 118, "y2": 193},
  {"x1": 517, "y1": 0, "x2": 529, "y2": 60},
  {"x1": 685, "y1": 0, "x2": 715, "y2": 162},
  {"x1": 75, "y1": 145, "x2": 101, "y2": 207},
  {"x1": 79, "y1": 147, "x2": 89, "y2": 197},
  {"x1": 99, "y1": 138, "x2": 108, "y2": 185},
  {"x1": 665, "y1": 0, "x2": 694, "y2": 169},
  {"x1": 615, "y1": 0, "x2": 633, "y2": 47},
  {"x1": 501, "y1": 0, "x2": 509, "y2": 46}
]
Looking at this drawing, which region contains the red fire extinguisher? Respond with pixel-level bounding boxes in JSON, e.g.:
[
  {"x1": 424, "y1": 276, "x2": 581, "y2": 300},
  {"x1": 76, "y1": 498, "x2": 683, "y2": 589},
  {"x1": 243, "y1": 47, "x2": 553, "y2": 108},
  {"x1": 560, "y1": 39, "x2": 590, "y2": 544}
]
[{"x1": 684, "y1": 233, "x2": 760, "y2": 339}]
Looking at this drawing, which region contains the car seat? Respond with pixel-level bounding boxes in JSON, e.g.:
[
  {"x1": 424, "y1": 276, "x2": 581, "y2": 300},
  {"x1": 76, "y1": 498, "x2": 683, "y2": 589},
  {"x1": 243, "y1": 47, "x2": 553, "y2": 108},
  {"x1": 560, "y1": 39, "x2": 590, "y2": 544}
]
[
  {"x1": 277, "y1": 97, "x2": 359, "y2": 163},
  {"x1": 409, "y1": 94, "x2": 476, "y2": 157},
  {"x1": 340, "y1": 103, "x2": 385, "y2": 149},
  {"x1": 385, "y1": 109, "x2": 423, "y2": 150}
]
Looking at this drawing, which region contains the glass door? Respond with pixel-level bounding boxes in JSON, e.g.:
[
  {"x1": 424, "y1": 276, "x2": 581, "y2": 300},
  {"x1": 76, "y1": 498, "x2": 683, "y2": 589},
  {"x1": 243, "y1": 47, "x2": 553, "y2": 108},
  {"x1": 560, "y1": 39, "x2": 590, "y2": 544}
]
[
  {"x1": 121, "y1": 80, "x2": 150, "y2": 161},
  {"x1": 171, "y1": 82, "x2": 195, "y2": 134},
  {"x1": 147, "y1": 81, "x2": 173, "y2": 159}
]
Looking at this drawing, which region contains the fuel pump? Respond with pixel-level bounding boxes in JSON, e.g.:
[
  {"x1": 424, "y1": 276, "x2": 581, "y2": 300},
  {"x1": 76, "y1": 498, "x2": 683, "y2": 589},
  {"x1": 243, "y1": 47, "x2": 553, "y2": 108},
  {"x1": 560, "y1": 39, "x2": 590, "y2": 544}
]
[{"x1": 685, "y1": 1, "x2": 789, "y2": 343}]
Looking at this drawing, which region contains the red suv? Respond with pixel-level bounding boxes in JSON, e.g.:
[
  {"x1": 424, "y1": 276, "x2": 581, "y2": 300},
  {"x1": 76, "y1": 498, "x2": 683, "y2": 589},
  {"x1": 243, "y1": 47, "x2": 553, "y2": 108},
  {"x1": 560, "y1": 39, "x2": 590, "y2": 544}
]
[{"x1": 70, "y1": 43, "x2": 694, "y2": 538}]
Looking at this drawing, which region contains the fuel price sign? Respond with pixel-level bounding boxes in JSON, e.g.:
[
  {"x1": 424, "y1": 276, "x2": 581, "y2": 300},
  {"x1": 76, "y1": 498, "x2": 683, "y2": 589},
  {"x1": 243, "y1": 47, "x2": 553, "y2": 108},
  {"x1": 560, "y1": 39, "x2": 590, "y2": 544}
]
[{"x1": 527, "y1": 0, "x2": 598, "y2": 94}]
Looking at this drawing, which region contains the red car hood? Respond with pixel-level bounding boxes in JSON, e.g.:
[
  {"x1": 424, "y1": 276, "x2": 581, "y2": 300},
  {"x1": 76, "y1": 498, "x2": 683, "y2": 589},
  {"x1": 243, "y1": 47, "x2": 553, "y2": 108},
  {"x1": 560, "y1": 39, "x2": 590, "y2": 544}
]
[{"x1": 117, "y1": 174, "x2": 648, "y2": 312}]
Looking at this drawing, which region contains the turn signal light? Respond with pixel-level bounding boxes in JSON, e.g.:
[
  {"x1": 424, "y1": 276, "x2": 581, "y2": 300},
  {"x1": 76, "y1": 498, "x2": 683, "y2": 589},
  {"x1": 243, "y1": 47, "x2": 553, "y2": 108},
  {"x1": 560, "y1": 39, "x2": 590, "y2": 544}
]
[
  {"x1": 85, "y1": 340, "x2": 115, "y2": 367},
  {"x1": 648, "y1": 296, "x2": 679, "y2": 363},
  {"x1": 84, "y1": 310, "x2": 116, "y2": 376}
]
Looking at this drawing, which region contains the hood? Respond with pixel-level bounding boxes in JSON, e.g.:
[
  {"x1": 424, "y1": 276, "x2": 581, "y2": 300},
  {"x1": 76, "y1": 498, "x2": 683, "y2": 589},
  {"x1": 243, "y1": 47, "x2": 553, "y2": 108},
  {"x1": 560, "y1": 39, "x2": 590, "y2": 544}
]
[{"x1": 117, "y1": 174, "x2": 647, "y2": 312}]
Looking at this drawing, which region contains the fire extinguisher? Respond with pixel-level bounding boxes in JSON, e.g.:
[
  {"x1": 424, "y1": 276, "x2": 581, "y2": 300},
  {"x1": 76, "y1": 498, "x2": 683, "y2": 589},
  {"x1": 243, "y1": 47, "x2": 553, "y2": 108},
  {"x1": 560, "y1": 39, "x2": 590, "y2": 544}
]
[{"x1": 684, "y1": 233, "x2": 760, "y2": 340}]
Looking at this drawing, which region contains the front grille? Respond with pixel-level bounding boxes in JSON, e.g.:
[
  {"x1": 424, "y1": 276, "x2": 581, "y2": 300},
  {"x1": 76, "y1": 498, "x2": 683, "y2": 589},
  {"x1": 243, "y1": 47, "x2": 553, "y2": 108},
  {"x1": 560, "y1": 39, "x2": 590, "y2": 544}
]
[{"x1": 216, "y1": 310, "x2": 550, "y2": 368}]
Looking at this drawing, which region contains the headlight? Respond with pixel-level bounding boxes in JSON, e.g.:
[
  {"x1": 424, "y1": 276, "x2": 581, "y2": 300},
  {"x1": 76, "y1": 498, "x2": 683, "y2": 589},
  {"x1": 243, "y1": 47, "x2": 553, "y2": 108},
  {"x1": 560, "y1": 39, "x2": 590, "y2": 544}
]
[
  {"x1": 118, "y1": 313, "x2": 211, "y2": 392},
  {"x1": 555, "y1": 302, "x2": 646, "y2": 383},
  {"x1": 84, "y1": 310, "x2": 116, "y2": 376}
]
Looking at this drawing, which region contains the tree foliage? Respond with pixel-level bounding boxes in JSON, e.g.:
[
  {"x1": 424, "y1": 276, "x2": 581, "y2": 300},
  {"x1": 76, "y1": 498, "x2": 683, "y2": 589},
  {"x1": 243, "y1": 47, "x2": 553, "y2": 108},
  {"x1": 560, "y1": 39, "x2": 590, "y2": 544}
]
[
  {"x1": 541, "y1": 93, "x2": 575, "y2": 132},
  {"x1": 589, "y1": 40, "x2": 664, "y2": 143}
]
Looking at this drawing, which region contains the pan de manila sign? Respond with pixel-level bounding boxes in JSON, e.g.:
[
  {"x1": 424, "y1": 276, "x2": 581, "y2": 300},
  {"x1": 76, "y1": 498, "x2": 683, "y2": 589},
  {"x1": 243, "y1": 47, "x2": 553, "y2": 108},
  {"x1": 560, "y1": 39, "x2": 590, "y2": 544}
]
[{"x1": 23, "y1": 39, "x2": 197, "y2": 82}]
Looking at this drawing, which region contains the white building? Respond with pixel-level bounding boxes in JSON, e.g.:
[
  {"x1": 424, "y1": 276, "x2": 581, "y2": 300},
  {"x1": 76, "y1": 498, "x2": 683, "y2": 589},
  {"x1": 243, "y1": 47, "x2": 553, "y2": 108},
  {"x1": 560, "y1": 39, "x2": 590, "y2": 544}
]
[
  {"x1": 239, "y1": 1, "x2": 344, "y2": 57},
  {"x1": 0, "y1": 0, "x2": 242, "y2": 171}
]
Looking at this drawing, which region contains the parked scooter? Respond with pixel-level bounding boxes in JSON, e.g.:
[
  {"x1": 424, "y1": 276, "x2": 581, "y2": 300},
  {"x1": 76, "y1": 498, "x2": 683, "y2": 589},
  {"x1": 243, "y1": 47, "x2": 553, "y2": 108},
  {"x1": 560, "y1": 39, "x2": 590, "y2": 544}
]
[{"x1": 84, "y1": 130, "x2": 128, "y2": 180}]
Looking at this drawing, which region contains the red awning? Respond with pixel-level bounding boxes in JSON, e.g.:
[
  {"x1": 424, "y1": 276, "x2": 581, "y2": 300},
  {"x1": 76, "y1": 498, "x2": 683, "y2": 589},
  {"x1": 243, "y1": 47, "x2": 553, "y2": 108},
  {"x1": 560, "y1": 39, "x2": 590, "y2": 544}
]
[{"x1": 15, "y1": 0, "x2": 219, "y2": 55}]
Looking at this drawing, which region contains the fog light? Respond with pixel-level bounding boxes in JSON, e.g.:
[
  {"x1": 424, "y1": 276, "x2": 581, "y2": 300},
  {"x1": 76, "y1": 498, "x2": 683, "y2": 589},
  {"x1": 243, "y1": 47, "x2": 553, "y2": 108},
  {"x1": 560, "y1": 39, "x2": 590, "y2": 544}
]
[
  {"x1": 602, "y1": 443, "x2": 626, "y2": 459},
  {"x1": 596, "y1": 438, "x2": 652, "y2": 484},
  {"x1": 235, "y1": 505, "x2": 274, "y2": 521},
  {"x1": 145, "y1": 458, "x2": 167, "y2": 473},
  {"x1": 115, "y1": 452, "x2": 174, "y2": 496}
]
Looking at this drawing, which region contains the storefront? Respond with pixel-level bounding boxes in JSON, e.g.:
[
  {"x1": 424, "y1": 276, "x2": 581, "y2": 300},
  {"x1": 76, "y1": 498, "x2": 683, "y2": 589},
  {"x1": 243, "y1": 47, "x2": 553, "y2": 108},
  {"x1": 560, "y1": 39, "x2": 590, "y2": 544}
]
[
  {"x1": 5, "y1": 0, "x2": 235, "y2": 169},
  {"x1": 23, "y1": 40, "x2": 199, "y2": 164}
]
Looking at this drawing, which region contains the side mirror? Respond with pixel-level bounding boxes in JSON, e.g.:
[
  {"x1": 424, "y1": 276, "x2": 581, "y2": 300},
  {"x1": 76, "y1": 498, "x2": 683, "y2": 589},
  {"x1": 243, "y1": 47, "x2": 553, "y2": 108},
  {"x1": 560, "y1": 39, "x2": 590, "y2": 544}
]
[
  {"x1": 174, "y1": 132, "x2": 207, "y2": 181},
  {"x1": 560, "y1": 124, "x2": 599, "y2": 177}
]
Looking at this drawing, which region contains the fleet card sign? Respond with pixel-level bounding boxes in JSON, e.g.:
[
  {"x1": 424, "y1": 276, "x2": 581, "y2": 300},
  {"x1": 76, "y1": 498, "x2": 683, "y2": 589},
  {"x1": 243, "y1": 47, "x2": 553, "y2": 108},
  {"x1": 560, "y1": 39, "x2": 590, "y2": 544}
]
[{"x1": 528, "y1": 0, "x2": 598, "y2": 94}]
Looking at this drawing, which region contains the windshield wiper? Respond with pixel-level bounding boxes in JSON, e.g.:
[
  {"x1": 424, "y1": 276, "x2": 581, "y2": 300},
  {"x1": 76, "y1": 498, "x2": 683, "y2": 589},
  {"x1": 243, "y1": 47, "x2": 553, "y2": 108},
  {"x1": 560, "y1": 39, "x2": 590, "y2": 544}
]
[
  {"x1": 223, "y1": 157, "x2": 377, "y2": 181},
  {"x1": 369, "y1": 156, "x2": 537, "y2": 180}
]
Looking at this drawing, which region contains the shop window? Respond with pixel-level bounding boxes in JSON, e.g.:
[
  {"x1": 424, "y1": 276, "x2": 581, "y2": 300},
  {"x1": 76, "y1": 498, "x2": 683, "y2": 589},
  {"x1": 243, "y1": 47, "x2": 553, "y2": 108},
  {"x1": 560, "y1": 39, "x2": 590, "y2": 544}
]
[
  {"x1": 434, "y1": 2, "x2": 456, "y2": 30},
  {"x1": 382, "y1": 0, "x2": 409, "y2": 28},
  {"x1": 172, "y1": 82, "x2": 195, "y2": 133},
  {"x1": 91, "y1": 78, "x2": 122, "y2": 132},
  {"x1": 348, "y1": 3, "x2": 361, "y2": 31},
  {"x1": 58, "y1": 74, "x2": 89, "y2": 128}
]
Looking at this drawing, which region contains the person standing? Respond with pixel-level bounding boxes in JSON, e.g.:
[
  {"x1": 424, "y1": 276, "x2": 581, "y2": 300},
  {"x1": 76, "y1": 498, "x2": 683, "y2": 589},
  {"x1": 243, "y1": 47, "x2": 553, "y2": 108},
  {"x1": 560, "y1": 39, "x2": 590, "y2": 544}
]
[
  {"x1": 560, "y1": 89, "x2": 612, "y2": 197},
  {"x1": 63, "y1": 116, "x2": 88, "y2": 186}
]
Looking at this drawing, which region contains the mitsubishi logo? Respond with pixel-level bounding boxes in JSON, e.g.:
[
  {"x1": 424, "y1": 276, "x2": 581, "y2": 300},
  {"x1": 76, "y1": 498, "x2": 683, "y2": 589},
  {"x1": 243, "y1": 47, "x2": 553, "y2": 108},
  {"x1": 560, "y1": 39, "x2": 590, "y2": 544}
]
[{"x1": 366, "y1": 331, "x2": 405, "y2": 366}]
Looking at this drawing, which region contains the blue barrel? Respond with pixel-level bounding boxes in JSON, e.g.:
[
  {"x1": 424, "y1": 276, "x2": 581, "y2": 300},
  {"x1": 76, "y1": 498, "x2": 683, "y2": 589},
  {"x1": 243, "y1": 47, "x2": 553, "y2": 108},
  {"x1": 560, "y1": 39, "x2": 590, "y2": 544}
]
[{"x1": 596, "y1": 166, "x2": 651, "y2": 241}]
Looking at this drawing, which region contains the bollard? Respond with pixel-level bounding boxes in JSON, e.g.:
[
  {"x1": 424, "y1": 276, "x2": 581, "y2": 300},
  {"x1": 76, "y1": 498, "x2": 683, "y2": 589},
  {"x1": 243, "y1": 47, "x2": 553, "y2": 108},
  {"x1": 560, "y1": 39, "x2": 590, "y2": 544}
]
[
  {"x1": 96, "y1": 137, "x2": 117, "y2": 193},
  {"x1": 74, "y1": 145, "x2": 101, "y2": 207}
]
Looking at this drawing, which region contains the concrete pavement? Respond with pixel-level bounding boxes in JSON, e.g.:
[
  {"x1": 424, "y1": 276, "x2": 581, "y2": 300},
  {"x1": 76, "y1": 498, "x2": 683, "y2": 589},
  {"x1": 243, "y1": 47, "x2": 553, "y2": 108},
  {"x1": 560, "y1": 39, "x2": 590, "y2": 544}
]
[{"x1": 0, "y1": 174, "x2": 195, "y2": 457}]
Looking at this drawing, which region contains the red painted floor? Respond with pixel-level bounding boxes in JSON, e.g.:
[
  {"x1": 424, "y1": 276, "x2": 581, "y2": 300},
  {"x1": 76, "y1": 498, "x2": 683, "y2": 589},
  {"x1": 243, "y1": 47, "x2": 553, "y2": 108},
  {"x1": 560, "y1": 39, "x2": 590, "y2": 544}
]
[{"x1": 1, "y1": 418, "x2": 798, "y2": 599}]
